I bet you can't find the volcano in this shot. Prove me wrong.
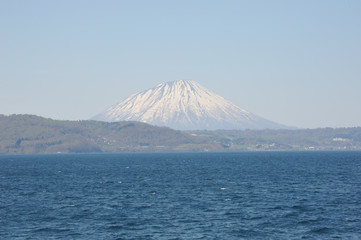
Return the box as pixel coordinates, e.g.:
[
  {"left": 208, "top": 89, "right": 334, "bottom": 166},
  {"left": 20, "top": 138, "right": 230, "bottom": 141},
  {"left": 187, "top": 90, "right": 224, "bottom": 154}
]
[{"left": 92, "top": 80, "right": 287, "bottom": 130}]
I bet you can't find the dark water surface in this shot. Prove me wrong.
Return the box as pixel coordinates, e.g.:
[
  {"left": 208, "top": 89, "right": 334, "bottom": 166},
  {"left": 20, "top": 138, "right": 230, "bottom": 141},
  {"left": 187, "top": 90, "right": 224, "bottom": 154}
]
[{"left": 1, "top": 152, "right": 361, "bottom": 239}]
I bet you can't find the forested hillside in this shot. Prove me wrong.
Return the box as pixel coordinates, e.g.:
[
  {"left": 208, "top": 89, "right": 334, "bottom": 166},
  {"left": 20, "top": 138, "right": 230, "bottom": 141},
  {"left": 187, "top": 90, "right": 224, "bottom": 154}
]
[
  {"left": 0, "top": 115, "right": 217, "bottom": 153},
  {"left": 1, "top": 114, "right": 360, "bottom": 154}
]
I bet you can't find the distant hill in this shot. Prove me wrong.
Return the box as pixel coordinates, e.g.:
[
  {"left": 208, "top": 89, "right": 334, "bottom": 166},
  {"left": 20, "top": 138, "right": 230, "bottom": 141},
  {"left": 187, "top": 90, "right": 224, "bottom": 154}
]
[
  {"left": 1, "top": 114, "right": 360, "bottom": 154},
  {"left": 0, "top": 114, "right": 220, "bottom": 154}
]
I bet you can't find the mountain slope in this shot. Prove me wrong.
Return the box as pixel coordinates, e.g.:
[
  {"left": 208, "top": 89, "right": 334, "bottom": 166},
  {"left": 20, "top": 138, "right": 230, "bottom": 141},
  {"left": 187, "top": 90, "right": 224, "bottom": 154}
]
[
  {"left": 0, "top": 114, "right": 217, "bottom": 154},
  {"left": 92, "top": 80, "right": 287, "bottom": 130}
]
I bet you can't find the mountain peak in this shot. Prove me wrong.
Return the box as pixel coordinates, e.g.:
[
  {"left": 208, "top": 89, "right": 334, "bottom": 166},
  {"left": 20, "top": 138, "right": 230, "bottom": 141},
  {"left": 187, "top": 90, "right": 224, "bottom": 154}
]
[
  {"left": 92, "top": 80, "right": 287, "bottom": 130},
  {"left": 156, "top": 80, "right": 201, "bottom": 93}
]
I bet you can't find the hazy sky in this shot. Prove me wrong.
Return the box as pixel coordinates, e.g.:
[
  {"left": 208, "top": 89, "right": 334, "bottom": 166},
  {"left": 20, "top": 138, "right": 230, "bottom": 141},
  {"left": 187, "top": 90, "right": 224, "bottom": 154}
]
[{"left": 1, "top": 0, "right": 360, "bottom": 128}]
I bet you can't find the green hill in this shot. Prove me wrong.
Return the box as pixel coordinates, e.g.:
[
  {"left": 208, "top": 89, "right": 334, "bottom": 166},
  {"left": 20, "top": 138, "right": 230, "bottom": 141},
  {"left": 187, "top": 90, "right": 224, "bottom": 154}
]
[
  {"left": 0, "top": 114, "right": 220, "bottom": 154},
  {"left": 1, "top": 114, "right": 361, "bottom": 154}
]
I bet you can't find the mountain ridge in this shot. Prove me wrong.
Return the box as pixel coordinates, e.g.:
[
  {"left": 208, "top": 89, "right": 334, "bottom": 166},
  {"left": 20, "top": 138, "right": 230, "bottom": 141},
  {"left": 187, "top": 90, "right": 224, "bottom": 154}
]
[
  {"left": 0, "top": 114, "right": 217, "bottom": 153},
  {"left": 1, "top": 114, "right": 360, "bottom": 154}
]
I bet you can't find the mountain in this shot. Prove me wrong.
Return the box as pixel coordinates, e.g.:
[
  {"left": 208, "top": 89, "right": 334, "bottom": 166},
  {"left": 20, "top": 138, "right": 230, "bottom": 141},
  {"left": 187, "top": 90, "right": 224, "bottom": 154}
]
[{"left": 92, "top": 80, "right": 288, "bottom": 130}]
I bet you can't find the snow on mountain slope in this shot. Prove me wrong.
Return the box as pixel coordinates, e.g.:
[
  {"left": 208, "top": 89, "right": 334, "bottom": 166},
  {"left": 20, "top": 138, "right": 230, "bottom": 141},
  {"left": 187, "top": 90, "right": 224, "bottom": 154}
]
[{"left": 92, "top": 80, "right": 287, "bottom": 130}]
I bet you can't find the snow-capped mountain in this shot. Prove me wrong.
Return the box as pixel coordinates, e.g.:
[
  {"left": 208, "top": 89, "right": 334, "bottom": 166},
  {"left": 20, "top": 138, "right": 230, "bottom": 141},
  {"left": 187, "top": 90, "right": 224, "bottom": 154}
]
[{"left": 92, "top": 80, "right": 287, "bottom": 130}]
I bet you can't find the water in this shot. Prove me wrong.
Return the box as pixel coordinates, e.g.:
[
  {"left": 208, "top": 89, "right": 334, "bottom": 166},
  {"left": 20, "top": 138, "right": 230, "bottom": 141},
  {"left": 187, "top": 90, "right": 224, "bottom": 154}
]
[{"left": 1, "top": 152, "right": 361, "bottom": 239}]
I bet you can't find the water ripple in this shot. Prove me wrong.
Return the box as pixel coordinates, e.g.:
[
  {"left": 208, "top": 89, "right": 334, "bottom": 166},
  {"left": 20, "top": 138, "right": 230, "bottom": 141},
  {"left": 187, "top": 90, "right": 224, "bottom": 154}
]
[{"left": 0, "top": 152, "right": 361, "bottom": 239}]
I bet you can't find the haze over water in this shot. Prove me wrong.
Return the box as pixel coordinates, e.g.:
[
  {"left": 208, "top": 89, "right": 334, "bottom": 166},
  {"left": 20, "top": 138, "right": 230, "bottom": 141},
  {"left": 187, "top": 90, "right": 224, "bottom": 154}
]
[{"left": 1, "top": 152, "right": 360, "bottom": 239}]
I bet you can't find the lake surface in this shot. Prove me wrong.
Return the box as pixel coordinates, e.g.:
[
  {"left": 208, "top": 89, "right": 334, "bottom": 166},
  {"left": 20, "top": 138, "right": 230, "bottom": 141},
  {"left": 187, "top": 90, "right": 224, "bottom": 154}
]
[{"left": 1, "top": 152, "right": 361, "bottom": 239}]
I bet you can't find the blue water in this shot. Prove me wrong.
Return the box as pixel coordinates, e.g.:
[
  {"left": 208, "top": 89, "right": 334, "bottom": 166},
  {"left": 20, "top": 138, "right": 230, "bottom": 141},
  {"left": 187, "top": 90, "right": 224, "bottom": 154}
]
[{"left": 1, "top": 152, "right": 361, "bottom": 239}]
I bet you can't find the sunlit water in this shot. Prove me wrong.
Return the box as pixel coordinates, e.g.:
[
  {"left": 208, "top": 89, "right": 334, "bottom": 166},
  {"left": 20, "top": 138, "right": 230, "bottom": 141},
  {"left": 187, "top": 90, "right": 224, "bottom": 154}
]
[{"left": 1, "top": 152, "right": 361, "bottom": 239}]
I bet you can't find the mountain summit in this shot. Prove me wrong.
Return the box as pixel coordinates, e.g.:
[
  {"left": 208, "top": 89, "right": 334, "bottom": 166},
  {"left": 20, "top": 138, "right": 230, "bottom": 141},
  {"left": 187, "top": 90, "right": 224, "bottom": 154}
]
[{"left": 92, "top": 80, "right": 287, "bottom": 130}]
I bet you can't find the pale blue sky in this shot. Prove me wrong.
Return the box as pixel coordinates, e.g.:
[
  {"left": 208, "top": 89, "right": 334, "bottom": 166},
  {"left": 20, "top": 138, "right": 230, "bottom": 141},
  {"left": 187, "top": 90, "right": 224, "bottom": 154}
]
[{"left": 1, "top": 0, "right": 360, "bottom": 128}]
